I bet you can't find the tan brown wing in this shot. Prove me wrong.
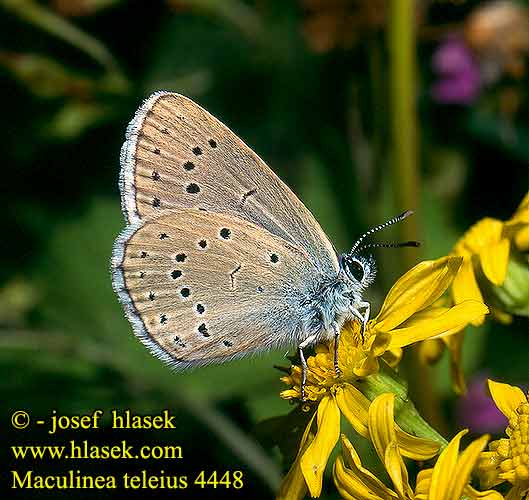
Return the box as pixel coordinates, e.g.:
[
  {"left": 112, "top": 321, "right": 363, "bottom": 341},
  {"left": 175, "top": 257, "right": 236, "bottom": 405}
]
[
  {"left": 119, "top": 92, "right": 339, "bottom": 275},
  {"left": 112, "top": 209, "right": 319, "bottom": 368}
]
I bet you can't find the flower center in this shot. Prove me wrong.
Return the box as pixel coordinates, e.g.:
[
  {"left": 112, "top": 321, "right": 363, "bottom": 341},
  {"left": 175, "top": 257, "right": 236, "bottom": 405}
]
[{"left": 498, "top": 401, "right": 529, "bottom": 486}]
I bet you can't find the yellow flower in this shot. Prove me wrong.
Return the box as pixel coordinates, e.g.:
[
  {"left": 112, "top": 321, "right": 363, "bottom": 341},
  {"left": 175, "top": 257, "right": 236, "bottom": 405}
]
[
  {"left": 450, "top": 189, "right": 529, "bottom": 326},
  {"left": 423, "top": 190, "right": 529, "bottom": 394},
  {"left": 276, "top": 410, "right": 315, "bottom": 500},
  {"left": 278, "top": 257, "right": 488, "bottom": 498},
  {"left": 333, "top": 394, "right": 414, "bottom": 500},
  {"left": 477, "top": 379, "right": 529, "bottom": 500},
  {"left": 506, "top": 190, "right": 529, "bottom": 252},
  {"left": 281, "top": 256, "right": 488, "bottom": 401},
  {"left": 278, "top": 389, "right": 442, "bottom": 498},
  {"left": 415, "top": 429, "right": 503, "bottom": 500},
  {"left": 451, "top": 218, "right": 510, "bottom": 326},
  {"left": 333, "top": 393, "right": 502, "bottom": 500}
]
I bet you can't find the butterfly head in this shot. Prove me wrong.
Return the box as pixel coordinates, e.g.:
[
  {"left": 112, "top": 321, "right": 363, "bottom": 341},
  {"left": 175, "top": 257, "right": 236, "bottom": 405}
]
[
  {"left": 339, "top": 253, "right": 376, "bottom": 289},
  {"left": 340, "top": 211, "right": 420, "bottom": 290}
]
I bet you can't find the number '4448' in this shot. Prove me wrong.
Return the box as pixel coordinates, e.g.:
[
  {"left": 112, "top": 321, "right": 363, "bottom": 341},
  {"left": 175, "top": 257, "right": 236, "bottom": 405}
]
[{"left": 194, "top": 471, "right": 244, "bottom": 489}]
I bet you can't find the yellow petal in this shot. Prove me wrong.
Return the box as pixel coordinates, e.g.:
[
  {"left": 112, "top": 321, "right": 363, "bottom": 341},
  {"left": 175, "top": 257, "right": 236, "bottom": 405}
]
[
  {"left": 415, "top": 468, "right": 433, "bottom": 498},
  {"left": 383, "top": 347, "right": 403, "bottom": 368},
  {"left": 353, "top": 352, "right": 379, "bottom": 378},
  {"left": 487, "top": 379, "right": 527, "bottom": 419},
  {"left": 400, "top": 305, "right": 465, "bottom": 337},
  {"left": 334, "top": 384, "right": 369, "bottom": 438},
  {"left": 336, "top": 385, "right": 439, "bottom": 460},
  {"left": 389, "top": 300, "right": 489, "bottom": 349},
  {"left": 395, "top": 426, "right": 441, "bottom": 461},
  {"left": 477, "top": 445, "right": 506, "bottom": 489},
  {"left": 514, "top": 224, "right": 529, "bottom": 251},
  {"left": 369, "top": 330, "right": 391, "bottom": 356},
  {"left": 384, "top": 442, "right": 411, "bottom": 499},
  {"left": 451, "top": 258, "right": 485, "bottom": 326},
  {"left": 368, "top": 393, "right": 397, "bottom": 464},
  {"left": 509, "top": 190, "right": 529, "bottom": 223},
  {"left": 368, "top": 394, "right": 411, "bottom": 498},
  {"left": 277, "top": 411, "right": 316, "bottom": 500},
  {"left": 506, "top": 191, "right": 529, "bottom": 250},
  {"left": 456, "top": 218, "right": 503, "bottom": 254},
  {"left": 463, "top": 484, "right": 504, "bottom": 499},
  {"left": 338, "top": 434, "right": 398, "bottom": 499},
  {"left": 429, "top": 429, "right": 468, "bottom": 500},
  {"left": 443, "top": 332, "right": 467, "bottom": 395},
  {"left": 479, "top": 238, "right": 510, "bottom": 286},
  {"left": 418, "top": 339, "right": 445, "bottom": 365},
  {"left": 333, "top": 455, "right": 383, "bottom": 500},
  {"left": 490, "top": 306, "right": 513, "bottom": 324},
  {"left": 448, "top": 434, "right": 489, "bottom": 500},
  {"left": 375, "top": 257, "right": 463, "bottom": 332},
  {"left": 300, "top": 395, "right": 340, "bottom": 497}
]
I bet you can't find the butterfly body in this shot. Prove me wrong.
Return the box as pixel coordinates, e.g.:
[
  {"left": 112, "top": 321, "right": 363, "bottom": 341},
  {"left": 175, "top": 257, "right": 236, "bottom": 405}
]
[
  {"left": 298, "top": 272, "right": 363, "bottom": 339},
  {"left": 112, "top": 91, "right": 414, "bottom": 393}
]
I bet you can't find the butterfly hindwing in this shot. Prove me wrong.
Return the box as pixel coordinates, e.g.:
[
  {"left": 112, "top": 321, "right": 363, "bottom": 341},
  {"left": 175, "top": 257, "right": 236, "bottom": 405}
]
[
  {"left": 112, "top": 209, "right": 320, "bottom": 367},
  {"left": 120, "top": 92, "right": 339, "bottom": 275}
]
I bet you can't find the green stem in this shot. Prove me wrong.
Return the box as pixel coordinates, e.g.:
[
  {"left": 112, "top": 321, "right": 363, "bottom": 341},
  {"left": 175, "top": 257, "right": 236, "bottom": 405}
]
[
  {"left": 388, "top": 0, "right": 419, "bottom": 233},
  {"left": 387, "top": 0, "right": 448, "bottom": 432}
]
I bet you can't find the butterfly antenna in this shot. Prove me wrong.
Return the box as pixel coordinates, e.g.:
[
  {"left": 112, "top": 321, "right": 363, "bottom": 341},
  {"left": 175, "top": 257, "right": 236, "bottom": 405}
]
[
  {"left": 354, "top": 240, "right": 420, "bottom": 254},
  {"left": 350, "top": 210, "right": 415, "bottom": 256}
]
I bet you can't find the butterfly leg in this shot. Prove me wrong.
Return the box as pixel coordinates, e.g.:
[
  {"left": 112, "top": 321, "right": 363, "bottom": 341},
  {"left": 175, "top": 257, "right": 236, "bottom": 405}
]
[
  {"left": 298, "top": 334, "right": 318, "bottom": 402},
  {"left": 359, "top": 301, "right": 371, "bottom": 339},
  {"left": 332, "top": 322, "right": 342, "bottom": 377},
  {"left": 351, "top": 307, "right": 366, "bottom": 341}
]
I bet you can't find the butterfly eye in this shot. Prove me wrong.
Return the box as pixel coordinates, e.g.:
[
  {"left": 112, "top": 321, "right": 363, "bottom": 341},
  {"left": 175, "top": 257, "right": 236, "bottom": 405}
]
[{"left": 346, "top": 259, "right": 364, "bottom": 282}]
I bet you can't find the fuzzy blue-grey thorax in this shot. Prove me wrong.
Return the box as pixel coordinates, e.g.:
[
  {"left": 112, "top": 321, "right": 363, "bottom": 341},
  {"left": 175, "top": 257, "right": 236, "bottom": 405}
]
[{"left": 297, "top": 252, "right": 376, "bottom": 344}]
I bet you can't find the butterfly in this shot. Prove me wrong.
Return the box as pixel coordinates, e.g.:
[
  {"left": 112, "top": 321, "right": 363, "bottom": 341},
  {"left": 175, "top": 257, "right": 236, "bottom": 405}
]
[{"left": 111, "top": 92, "right": 417, "bottom": 399}]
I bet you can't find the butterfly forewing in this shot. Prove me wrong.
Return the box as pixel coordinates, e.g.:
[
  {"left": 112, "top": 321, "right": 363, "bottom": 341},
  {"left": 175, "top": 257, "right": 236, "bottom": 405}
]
[
  {"left": 120, "top": 92, "right": 339, "bottom": 275},
  {"left": 112, "top": 209, "right": 320, "bottom": 367}
]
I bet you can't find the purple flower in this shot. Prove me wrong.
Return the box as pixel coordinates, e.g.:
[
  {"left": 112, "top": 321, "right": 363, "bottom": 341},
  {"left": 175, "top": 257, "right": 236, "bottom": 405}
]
[
  {"left": 456, "top": 375, "right": 508, "bottom": 434},
  {"left": 432, "top": 37, "right": 481, "bottom": 105}
]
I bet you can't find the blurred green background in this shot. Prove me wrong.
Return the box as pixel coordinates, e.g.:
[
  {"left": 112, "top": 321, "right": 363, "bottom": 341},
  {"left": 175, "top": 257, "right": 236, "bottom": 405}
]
[{"left": 1, "top": 0, "right": 528, "bottom": 498}]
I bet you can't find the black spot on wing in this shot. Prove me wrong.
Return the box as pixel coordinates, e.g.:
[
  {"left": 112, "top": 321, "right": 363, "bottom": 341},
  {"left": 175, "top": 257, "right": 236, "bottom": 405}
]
[
  {"left": 186, "top": 183, "right": 200, "bottom": 194},
  {"left": 198, "top": 323, "right": 209, "bottom": 337}
]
